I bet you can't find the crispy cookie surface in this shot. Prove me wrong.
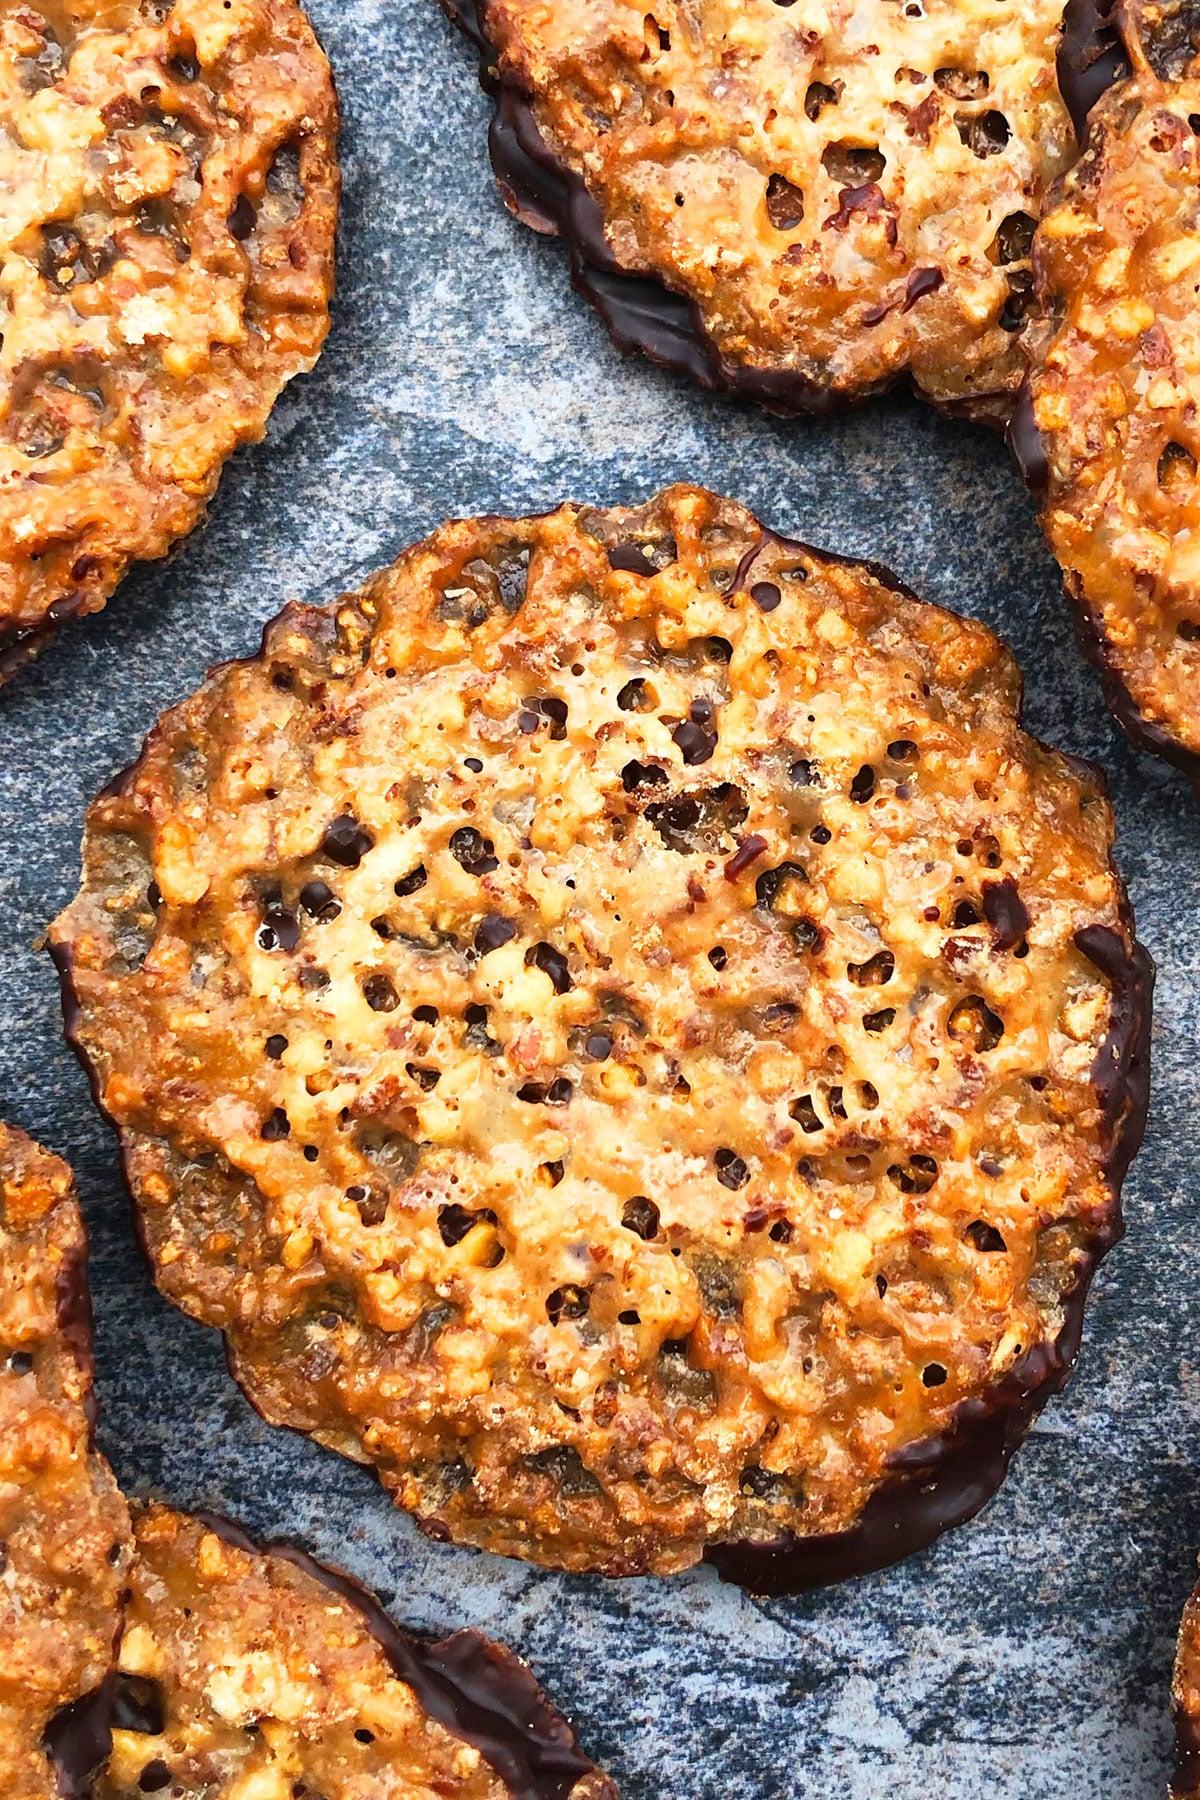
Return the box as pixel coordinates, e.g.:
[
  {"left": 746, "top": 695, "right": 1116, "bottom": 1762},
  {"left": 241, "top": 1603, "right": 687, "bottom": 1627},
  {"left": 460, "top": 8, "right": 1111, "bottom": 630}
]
[
  {"left": 1021, "top": 5, "right": 1200, "bottom": 786},
  {"left": 0, "top": 0, "right": 338, "bottom": 683},
  {"left": 50, "top": 485, "right": 1151, "bottom": 1584},
  {"left": 447, "top": 0, "right": 1079, "bottom": 418},
  {"left": 97, "top": 1505, "right": 617, "bottom": 1800},
  {"left": 0, "top": 1122, "right": 132, "bottom": 1800}
]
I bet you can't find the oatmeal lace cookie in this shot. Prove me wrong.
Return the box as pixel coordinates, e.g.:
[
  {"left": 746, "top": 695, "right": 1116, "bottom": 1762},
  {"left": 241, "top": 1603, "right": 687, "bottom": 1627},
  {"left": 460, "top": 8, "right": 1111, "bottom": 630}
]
[
  {"left": 0, "top": 1121, "right": 132, "bottom": 1800},
  {"left": 444, "top": 0, "right": 1101, "bottom": 419},
  {"left": 0, "top": 0, "right": 338, "bottom": 685},
  {"left": 50, "top": 484, "right": 1151, "bottom": 1589}
]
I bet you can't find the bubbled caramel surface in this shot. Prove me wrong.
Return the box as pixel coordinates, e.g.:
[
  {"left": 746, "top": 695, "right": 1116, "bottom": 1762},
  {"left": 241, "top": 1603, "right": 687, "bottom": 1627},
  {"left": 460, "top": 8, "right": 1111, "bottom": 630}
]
[
  {"left": 468, "top": 0, "right": 1076, "bottom": 414},
  {"left": 0, "top": 0, "right": 337, "bottom": 680},
  {"left": 97, "top": 1506, "right": 615, "bottom": 1800},
  {"left": 51, "top": 485, "right": 1140, "bottom": 1577},
  {"left": 0, "top": 1122, "right": 131, "bottom": 1800},
  {"left": 1026, "top": 31, "right": 1200, "bottom": 773}
]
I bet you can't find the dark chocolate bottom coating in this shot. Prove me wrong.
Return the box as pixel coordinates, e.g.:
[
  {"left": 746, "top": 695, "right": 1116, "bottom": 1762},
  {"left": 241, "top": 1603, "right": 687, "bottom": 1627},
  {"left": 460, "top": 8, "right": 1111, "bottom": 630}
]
[
  {"left": 704, "top": 1288, "right": 1078, "bottom": 1596},
  {"left": 441, "top": 0, "right": 1028, "bottom": 426},
  {"left": 1023, "top": 2, "right": 1200, "bottom": 796}
]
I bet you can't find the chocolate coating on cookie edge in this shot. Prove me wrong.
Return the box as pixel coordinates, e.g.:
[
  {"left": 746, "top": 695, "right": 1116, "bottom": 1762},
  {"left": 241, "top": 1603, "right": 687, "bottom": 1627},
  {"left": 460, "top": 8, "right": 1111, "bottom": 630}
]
[
  {"left": 1018, "top": 38, "right": 1200, "bottom": 794},
  {"left": 442, "top": 0, "right": 898, "bottom": 419},
  {"left": 707, "top": 919, "right": 1152, "bottom": 1594},
  {"left": 1006, "top": 385, "right": 1200, "bottom": 794},
  {"left": 188, "top": 1512, "right": 616, "bottom": 1800}
]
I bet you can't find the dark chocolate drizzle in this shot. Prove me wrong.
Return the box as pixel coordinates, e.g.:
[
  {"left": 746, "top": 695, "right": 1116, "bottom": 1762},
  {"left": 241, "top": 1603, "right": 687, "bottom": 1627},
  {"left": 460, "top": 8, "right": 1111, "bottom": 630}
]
[
  {"left": 191, "top": 1512, "right": 616, "bottom": 1800},
  {"left": 1057, "top": 0, "right": 1130, "bottom": 138},
  {"left": 442, "top": 0, "right": 1017, "bottom": 422},
  {"left": 50, "top": 523, "right": 1152, "bottom": 1600}
]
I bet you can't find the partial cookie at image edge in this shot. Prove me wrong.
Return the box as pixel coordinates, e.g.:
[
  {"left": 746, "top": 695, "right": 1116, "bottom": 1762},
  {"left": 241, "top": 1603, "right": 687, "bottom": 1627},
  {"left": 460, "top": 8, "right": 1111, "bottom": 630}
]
[
  {"left": 0, "top": 0, "right": 340, "bottom": 689},
  {"left": 0, "top": 1122, "right": 132, "bottom": 1800},
  {"left": 443, "top": 0, "right": 1127, "bottom": 423}
]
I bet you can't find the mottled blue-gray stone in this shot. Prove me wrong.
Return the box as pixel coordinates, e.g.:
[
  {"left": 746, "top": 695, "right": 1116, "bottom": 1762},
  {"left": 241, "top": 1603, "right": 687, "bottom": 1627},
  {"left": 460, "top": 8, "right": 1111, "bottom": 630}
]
[{"left": 0, "top": 5, "right": 1193, "bottom": 1797}]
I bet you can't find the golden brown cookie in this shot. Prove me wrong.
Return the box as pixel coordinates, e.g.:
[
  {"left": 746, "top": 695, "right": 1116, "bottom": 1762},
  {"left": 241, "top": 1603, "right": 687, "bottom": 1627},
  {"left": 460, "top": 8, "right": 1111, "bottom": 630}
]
[
  {"left": 0, "top": 1122, "right": 132, "bottom": 1800},
  {"left": 0, "top": 0, "right": 339, "bottom": 685},
  {"left": 49, "top": 484, "right": 1152, "bottom": 1590},
  {"left": 1017, "top": 0, "right": 1200, "bottom": 789},
  {"left": 445, "top": 0, "right": 1095, "bottom": 420},
  {"left": 1174, "top": 1565, "right": 1200, "bottom": 1797},
  {"left": 96, "top": 1505, "right": 616, "bottom": 1800}
]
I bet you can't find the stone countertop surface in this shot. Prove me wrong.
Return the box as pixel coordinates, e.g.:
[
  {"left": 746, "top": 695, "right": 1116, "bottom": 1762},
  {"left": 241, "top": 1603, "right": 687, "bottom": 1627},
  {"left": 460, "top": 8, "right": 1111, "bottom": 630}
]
[{"left": 1, "top": 5, "right": 1196, "bottom": 1796}]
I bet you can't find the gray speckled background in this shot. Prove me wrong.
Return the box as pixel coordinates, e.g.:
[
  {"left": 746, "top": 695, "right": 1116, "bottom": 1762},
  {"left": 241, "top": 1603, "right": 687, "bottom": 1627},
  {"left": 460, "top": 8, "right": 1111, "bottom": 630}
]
[{"left": 2, "top": 4, "right": 1197, "bottom": 1795}]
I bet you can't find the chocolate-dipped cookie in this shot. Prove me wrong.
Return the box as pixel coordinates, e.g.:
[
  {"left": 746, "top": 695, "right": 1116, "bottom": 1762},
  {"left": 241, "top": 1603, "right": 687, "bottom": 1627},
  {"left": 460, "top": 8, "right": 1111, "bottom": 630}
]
[
  {"left": 444, "top": 0, "right": 1106, "bottom": 419},
  {"left": 0, "top": 0, "right": 339, "bottom": 684},
  {"left": 96, "top": 1505, "right": 615, "bottom": 1799},
  {"left": 1018, "top": 0, "right": 1200, "bottom": 790},
  {"left": 0, "top": 1122, "right": 132, "bottom": 1799},
  {"left": 50, "top": 484, "right": 1151, "bottom": 1589}
]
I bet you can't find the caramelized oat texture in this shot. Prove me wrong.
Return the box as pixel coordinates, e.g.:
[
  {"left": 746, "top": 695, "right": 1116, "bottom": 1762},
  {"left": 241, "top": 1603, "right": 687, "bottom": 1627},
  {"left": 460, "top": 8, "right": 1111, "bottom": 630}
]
[
  {"left": 1023, "top": 1, "right": 1200, "bottom": 786},
  {"left": 97, "top": 1506, "right": 616, "bottom": 1799},
  {"left": 0, "top": 1122, "right": 131, "bottom": 1800},
  {"left": 50, "top": 485, "right": 1151, "bottom": 1584},
  {"left": 1175, "top": 1565, "right": 1200, "bottom": 1797},
  {"left": 447, "top": 0, "right": 1079, "bottom": 417},
  {"left": 0, "top": 0, "right": 338, "bottom": 683}
]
